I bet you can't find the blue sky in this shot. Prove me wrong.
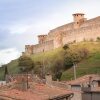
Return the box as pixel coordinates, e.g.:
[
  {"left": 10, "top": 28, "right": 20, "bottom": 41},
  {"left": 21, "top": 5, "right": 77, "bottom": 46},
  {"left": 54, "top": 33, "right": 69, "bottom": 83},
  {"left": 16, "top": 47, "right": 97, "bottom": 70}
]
[{"left": 0, "top": 0, "right": 100, "bottom": 65}]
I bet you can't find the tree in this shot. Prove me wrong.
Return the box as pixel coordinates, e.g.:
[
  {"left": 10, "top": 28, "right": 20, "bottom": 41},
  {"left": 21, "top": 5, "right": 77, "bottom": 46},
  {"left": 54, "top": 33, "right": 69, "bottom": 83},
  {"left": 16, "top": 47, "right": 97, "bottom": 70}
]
[
  {"left": 18, "top": 55, "right": 34, "bottom": 73},
  {"left": 4, "top": 65, "right": 8, "bottom": 75},
  {"left": 34, "top": 61, "right": 45, "bottom": 79},
  {"left": 18, "top": 55, "right": 34, "bottom": 89},
  {"left": 63, "top": 44, "right": 69, "bottom": 50},
  {"left": 51, "top": 55, "right": 64, "bottom": 81},
  {"left": 4, "top": 65, "right": 9, "bottom": 80},
  {"left": 2, "top": 65, "right": 9, "bottom": 81},
  {"left": 64, "top": 47, "right": 89, "bottom": 68},
  {"left": 96, "top": 37, "right": 100, "bottom": 41}
]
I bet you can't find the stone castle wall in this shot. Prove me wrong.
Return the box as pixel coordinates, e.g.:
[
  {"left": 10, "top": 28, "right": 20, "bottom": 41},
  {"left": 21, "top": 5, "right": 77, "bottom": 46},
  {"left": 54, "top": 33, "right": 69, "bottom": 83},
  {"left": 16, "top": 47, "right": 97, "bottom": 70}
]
[
  {"left": 48, "top": 22, "right": 74, "bottom": 37},
  {"left": 25, "top": 45, "right": 34, "bottom": 56},
  {"left": 63, "top": 24, "right": 100, "bottom": 45},
  {"left": 33, "top": 40, "right": 54, "bottom": 54},
  {"left": 81, "top": 16, "right": 100, "bottom": 28},
  {"left": 24, "top": 14, "right": 100, "bottom": 55}
]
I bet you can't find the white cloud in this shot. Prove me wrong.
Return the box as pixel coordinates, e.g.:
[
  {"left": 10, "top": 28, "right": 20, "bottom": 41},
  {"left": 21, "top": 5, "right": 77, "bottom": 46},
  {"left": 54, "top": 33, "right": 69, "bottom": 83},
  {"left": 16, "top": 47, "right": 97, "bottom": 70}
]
[
  {"left": 9, "top": 24, "right": 31, "bottom": 34},
  {"left": 0, "top": 48, "right": 20, "bottom": 65}
]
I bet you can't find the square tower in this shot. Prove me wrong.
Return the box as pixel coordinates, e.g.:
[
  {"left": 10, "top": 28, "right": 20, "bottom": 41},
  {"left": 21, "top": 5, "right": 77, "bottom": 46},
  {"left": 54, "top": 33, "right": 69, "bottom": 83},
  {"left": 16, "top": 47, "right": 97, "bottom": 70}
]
[
  {"left": 38, "top": 35, "right": 47, "bottom": 44},
  {"left": 73, "top": 13, "right": 86, "bottom": 28}
]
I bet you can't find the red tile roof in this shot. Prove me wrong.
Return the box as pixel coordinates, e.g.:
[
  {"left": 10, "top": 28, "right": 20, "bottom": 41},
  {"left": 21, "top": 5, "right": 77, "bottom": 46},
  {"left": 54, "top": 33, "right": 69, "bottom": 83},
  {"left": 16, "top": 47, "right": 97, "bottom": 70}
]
[
  {"left": 0, "top": 89, "right": 47, "bottom": 100},
  {"left": 66, "top": 74, "right": 100, "bottom": 85},
  {"left": 0, "top": 83, "right": 73, "bottom": 100}
]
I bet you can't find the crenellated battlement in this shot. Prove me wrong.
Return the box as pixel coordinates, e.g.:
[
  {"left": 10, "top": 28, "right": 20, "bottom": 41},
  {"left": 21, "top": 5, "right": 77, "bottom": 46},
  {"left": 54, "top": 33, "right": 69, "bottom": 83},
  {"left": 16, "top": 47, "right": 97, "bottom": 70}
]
[
  {"left": 38, "top": 35, "right": 47, "bottom": 44},
  {"left": 25, "top": 45, "right": 34, "bottom": 55}
]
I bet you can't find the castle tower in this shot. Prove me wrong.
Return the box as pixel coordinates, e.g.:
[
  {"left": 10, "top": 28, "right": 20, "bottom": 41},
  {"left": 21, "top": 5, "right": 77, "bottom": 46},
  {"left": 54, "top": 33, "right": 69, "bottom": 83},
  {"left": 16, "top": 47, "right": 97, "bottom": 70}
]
[
  {"left": 25, "top": 45, "right": 34, "bottom": 55},
  {"left": 73, "top": 13, "right": 86, "bottom": 28},
  {"left": 38, "top": 35, "right": 47, "bottom": 44}
]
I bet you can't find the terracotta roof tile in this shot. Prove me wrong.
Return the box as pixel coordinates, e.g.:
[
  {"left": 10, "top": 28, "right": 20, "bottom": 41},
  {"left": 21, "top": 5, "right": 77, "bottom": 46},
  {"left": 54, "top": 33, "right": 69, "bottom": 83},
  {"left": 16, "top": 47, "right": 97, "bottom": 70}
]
[
  {"left": 0, "top": 83, "right": 73, "bottom": 100},
  {"left": 66, "top": 74, "right": 100, "bottom": 85}
]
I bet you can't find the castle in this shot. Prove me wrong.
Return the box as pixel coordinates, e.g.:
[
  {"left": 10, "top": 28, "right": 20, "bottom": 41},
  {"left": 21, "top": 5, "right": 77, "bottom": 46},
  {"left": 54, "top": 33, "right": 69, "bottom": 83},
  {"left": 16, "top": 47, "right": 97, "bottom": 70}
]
[{"left": 24, "top": 13, "right": 100, "bottom": 55}]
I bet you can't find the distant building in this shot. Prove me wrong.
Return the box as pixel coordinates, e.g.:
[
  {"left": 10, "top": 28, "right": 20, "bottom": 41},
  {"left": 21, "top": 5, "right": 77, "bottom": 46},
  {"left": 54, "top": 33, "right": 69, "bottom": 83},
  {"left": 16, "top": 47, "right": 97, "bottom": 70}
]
[
  {"left": 66, "top": 74, "right": 100, "bottom": 100},
  {"left": 66, "top": 74, "right": 100, "bottom": 91},
  {"left": 0, "top": 80, "right": 74, "bottom": 100},
  {"left": 82, "top": 87, "right": 100, "bottom": 100}
]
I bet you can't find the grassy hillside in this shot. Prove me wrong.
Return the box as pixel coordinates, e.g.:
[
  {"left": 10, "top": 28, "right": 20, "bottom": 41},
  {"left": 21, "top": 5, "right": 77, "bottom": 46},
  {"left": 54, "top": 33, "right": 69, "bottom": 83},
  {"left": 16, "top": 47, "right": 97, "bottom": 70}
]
[
  {"left": 0, "top": 59, "right": 19, "bottom": 80},
  {"left": 61, "top": 42, "right": 100, "bottom": 80},
  {"left": 31, "top": 42, "right": 100, "bottom": 79},
  {"left": 0, "top": 41, "right": 100, "bottom": 80},
  {"left": 30, "top": 47, "right": 63, "bottom": 63},
  {"left": 61, "top": 52, "right": 100, "bottom": 80}
]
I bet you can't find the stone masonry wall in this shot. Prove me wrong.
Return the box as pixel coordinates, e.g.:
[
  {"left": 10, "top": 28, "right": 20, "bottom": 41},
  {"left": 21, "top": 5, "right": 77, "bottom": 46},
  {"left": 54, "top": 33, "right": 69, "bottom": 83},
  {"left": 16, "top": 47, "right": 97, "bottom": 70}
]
[
  {"left": 81, "top": 16, "right": 100, "bottom": 28},
  {"left": 24, "top": 16, "right": 100, "bottom": 55},
  {"left": 48, "top": 22, "right": 74, "bottom": 37},
  {"left": 33, "top": 40, "right": 54, "bottom": 54},
  {"left": 62, "top": 24, "right": 100, "bottom": 45}
]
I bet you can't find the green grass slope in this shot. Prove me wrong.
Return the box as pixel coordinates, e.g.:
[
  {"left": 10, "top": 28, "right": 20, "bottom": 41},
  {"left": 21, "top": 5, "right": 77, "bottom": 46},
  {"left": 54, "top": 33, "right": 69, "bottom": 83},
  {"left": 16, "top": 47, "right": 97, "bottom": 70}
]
[
  {"left": 31, "top": 42, "right": 100, "bottom": 80},
  {"left": 61, "top": 42, "right": 100, "bottom": 80},
  {"left": 0, "top": 59, "right": 19, "bottom": 80},
  {"left": 0, "top": 41, "right": 100, "bottom": 81}
]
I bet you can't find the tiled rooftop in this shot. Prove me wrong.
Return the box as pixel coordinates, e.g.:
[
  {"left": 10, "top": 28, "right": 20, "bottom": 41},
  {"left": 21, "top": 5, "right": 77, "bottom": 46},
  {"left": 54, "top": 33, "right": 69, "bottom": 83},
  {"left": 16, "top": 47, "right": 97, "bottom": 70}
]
[
  {"left": 0, "top": 83, "right": 73, "bottom": 100},
  {"left": 66, "top": 74, "right": 100, "bottom": 85}
]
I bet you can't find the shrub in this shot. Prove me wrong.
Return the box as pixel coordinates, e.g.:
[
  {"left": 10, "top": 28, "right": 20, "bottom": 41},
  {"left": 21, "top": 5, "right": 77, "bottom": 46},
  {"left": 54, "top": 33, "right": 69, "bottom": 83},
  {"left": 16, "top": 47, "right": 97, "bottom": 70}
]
[{"left": 96, "top": 37, "right": 100, "bottom": 41}]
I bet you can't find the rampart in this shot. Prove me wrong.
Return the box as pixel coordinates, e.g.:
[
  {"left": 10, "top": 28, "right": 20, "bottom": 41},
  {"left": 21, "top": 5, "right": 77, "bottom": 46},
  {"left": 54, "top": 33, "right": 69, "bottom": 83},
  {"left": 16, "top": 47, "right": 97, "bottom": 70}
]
[
  {"left": 81, "top": 16, "right": 100, "bottom": 28},
  {"left": 48, "top": 22, "right": 74, "bottom": 36},
  {"left": 63, "top": 24, "right": 100, "bottom": 45},
  {"left": 33, "top": 40, "right": 54, "bottom": 54},
  {"left": 24, "top": 13, "right": 100, "bottom": 55}
]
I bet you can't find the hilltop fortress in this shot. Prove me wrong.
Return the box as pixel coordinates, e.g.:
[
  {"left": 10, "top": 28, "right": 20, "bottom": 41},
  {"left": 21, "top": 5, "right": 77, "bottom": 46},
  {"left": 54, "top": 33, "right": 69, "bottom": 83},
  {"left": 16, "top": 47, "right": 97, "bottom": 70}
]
[{"left": 24, "top": 13, "right": 100, "bottom": 55}]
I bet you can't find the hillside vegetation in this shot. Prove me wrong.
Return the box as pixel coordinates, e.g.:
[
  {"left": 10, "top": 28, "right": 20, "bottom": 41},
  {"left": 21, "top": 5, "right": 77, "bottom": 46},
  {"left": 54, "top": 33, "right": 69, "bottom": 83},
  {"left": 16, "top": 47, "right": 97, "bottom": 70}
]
[
  {"left": 0, "top": 41, "right": 100, "bottom": 80},
  {"left": 0, "top": 60, "right": 19, "bottom": 80}
]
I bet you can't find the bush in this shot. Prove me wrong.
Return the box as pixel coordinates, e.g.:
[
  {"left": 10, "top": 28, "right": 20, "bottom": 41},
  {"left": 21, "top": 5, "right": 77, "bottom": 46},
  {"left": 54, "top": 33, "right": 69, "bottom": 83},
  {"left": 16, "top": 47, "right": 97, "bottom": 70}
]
[
  {"left": 64, "top": 48, "right": 89, "bottom": 69},
  {"left": 63, "top": 44, "right": 69, "bottom": 50},
  {"left": 97, "top": 37, "right": 100, "bottom": 41}
]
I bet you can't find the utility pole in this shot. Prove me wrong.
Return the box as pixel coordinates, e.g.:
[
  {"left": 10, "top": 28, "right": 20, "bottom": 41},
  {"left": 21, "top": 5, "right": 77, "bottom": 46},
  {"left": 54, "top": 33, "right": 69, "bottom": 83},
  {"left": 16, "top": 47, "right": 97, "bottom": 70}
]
[
  {"left": 26, "top": 71, "right": 28, "bottom": 89},
  {"left": 73, "top": 63, "right": 77, "bottom": 80}
]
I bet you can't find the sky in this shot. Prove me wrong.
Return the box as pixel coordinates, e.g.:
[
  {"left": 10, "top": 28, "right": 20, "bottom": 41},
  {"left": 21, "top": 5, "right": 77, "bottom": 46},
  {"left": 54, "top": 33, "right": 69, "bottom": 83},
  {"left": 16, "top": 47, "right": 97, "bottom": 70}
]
[{"left": 0, "top": 0, "right": 100, "bottom": 65}]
